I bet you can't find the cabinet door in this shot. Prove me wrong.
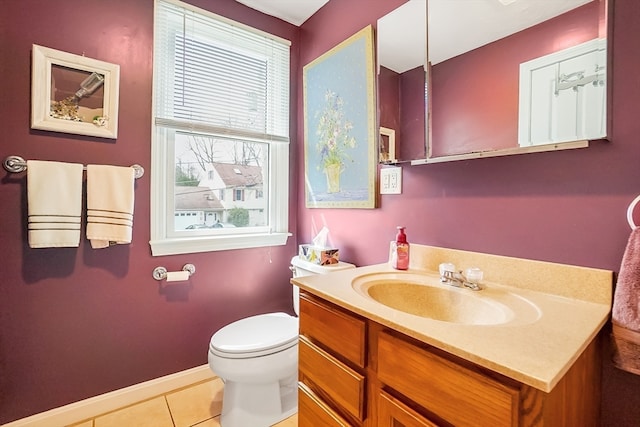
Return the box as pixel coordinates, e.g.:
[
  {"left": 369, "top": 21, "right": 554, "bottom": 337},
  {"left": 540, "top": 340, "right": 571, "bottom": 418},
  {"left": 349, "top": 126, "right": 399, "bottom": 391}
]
[
  {"left": 378, "top": 391, "right": 440, "bottom": 427},
  {"left": 299, "top": 382, "right": 352, "bottom": 427}
]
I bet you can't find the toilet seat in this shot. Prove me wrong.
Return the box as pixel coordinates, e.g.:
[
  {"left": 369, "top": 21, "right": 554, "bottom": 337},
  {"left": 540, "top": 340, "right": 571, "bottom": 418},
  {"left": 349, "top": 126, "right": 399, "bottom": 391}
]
[{"left": 209, "top": 313, "right": 299, "bottom": 359}]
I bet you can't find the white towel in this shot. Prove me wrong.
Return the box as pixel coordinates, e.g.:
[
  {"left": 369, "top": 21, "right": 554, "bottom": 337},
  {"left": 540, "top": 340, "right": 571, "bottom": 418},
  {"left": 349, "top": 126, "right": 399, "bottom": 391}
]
[
  {"left": 27, "top": 160, "right": 84, "bottom": 248},
  {"left": 86, "top": 165, "right": 135, "bottom": 249}
]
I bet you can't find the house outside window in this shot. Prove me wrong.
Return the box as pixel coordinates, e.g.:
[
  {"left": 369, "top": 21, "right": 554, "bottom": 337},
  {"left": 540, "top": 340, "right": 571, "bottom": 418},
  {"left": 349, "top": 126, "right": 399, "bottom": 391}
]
[{"left": 150, "top": 0, "right": 291, "bottom": 255}]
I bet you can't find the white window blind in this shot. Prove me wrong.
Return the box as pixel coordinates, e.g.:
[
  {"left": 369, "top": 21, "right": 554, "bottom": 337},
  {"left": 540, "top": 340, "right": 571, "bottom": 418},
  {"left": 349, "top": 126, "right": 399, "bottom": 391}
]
[
  {"left": 154, "top": 0, "right": 290, "bottom": 140},
  {"left": 150, "top": 0, "right": 291, "bottom": 256}
]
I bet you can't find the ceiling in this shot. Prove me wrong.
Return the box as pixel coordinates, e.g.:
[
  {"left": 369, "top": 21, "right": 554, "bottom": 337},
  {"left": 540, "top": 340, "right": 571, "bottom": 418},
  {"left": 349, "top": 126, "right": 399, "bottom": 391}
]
[
  {"left": 234, "top": 0, "right": 329, "bottom": 26},
  {"left": 428, "top": 0, "right": 593, "bottom": 65}
]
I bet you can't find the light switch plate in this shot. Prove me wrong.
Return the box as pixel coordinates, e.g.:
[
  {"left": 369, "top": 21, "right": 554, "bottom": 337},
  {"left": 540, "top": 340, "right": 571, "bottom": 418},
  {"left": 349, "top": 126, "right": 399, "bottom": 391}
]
[{"left": 380, "top": 166, "right": 402, "bottom": 194}]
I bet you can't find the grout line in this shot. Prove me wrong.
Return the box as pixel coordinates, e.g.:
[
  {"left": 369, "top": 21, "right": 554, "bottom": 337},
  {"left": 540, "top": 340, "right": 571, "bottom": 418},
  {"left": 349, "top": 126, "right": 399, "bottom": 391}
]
[
  {"left": 163, "top": 395, "right": 177, "bottom": 427},
  {"left": 89, "top": 377, "right": 220, "bottom": 425},
  {"left": 164, "top": 377, "right": 218, "bottom": 398},
  {"left": 189, "top": 417, "right": 218, "bottom": 427},
  {"left": 85, "top": 394, "right": 165, "bottom": 421}
]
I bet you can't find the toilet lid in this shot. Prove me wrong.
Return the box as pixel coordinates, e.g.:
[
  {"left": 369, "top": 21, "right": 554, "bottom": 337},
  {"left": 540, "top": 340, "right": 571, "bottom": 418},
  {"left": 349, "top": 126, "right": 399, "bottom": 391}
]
[{"left": 209, "top": 313, "right": 298, "bottom": 357}]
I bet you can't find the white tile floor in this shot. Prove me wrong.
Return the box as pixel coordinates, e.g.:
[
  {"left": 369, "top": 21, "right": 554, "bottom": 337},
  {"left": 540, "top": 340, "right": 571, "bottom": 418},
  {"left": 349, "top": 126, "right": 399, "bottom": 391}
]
[{"left": 66, "top": 378, "right": 297, "bottom": 427}]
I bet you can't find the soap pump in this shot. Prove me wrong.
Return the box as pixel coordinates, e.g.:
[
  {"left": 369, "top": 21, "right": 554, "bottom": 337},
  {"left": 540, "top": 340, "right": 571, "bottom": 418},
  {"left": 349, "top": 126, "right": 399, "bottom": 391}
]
[{"left": 391, "top": 226, "right": 410, "bottom": 270}]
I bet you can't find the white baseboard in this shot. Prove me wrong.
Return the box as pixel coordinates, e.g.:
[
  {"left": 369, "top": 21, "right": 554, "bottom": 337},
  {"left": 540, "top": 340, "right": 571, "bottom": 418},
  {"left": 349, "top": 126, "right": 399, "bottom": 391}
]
[{"left": 2, "top": 365, "right": 215, "bottom": 427}]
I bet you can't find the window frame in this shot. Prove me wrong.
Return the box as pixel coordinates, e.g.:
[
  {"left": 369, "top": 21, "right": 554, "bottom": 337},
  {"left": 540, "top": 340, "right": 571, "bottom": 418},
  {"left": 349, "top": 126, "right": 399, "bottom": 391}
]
[{"left": 149, "top": 0, "right": 291, "bottom": 256}]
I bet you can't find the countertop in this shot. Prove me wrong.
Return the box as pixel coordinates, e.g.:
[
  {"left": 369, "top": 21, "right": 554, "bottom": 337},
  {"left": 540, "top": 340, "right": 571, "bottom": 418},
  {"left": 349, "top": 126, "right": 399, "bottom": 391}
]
[{"left": 291, "top": 245, "right": 613, "bottom": 392}]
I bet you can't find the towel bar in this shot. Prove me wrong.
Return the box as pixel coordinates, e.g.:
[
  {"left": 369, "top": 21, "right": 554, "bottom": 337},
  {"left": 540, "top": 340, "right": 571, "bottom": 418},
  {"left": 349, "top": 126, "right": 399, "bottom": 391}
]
[{"left": 3, "top": 155, "right": 144, "bottom": 179}]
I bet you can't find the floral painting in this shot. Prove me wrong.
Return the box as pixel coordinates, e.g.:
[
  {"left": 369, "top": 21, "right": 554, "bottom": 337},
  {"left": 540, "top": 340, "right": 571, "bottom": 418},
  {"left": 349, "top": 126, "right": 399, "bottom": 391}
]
[{"left": 303, "top": 26, "right": 376, "bottom": 208}]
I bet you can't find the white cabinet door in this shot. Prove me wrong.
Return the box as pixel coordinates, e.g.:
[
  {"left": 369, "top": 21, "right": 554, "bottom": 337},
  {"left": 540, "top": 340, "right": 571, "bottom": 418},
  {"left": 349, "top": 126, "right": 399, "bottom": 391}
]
[{"left": 519, "top": 39, "right": 606, "bottom": 146}]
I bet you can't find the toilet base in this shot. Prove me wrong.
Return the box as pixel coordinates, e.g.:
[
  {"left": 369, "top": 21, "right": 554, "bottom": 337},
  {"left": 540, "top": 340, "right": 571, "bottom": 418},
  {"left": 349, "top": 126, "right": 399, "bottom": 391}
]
[{"left": 220, "top": 373, "right": 297, "bottom": 427}]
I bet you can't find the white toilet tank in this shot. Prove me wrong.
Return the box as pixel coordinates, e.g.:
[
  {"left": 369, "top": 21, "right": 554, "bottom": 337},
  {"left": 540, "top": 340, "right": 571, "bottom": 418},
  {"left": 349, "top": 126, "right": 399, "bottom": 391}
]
[{"left": 290, "top": 256, "right": 355, "bottom": 315}]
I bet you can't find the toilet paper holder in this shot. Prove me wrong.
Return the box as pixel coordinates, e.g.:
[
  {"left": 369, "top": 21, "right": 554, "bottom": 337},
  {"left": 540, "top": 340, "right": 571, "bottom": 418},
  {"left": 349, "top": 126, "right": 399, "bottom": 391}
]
[{"left": 152, "top": 264, "right": 196, "bottom": 281}]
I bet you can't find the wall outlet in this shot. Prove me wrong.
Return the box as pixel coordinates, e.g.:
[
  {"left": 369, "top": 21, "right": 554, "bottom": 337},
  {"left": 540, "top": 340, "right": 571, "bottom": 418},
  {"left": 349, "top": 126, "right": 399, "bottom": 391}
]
[{"left": 380, "top": 166, "right": 402, "bottom": 194}]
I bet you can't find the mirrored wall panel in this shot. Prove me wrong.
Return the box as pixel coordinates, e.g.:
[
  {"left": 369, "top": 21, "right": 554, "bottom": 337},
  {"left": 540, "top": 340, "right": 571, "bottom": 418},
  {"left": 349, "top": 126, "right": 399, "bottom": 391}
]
[
  {"left": 377, "top": 0, "right": 427, "bottom": 163},
  {"left": 377, "top": 0, "right": 609, "bottom": 164},
  {"left": 428, "top": 0, "right": 608, "bottom": 161}
]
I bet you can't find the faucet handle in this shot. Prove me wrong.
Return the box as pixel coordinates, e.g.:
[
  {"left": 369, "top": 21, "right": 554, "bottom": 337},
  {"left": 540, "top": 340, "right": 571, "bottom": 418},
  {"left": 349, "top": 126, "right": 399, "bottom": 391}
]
[
  {"left": 439, "top": 263, "right": 456, "bottom": 276},
  {"left": 439, "top": 263, "right": 458, "bottom": 284},
  {"left": 465, "top": 267, "right": 484, "bottom": 284},
  {"left": 463, "top": 267, "right": 484, "bottom": 291}
]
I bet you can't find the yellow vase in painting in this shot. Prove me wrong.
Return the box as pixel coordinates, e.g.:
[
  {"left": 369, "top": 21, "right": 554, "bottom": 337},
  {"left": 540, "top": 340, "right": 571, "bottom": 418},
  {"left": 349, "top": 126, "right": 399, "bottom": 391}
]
[{"left": 324, "top": 163, "right": 343, "bottom": 193}]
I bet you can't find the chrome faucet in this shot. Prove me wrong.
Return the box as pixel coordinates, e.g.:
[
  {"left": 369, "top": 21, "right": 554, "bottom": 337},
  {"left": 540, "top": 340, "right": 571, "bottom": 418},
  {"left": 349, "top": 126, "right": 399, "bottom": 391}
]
[{"left": 439, "top": 264, "right": 483, "bottom": 291}]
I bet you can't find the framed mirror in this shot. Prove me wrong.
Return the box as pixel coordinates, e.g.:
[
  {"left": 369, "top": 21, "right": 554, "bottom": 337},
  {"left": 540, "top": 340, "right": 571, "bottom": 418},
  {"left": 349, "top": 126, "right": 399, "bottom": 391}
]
[{"left": 377, "top": 0, "right": 610, "bottom": 164}]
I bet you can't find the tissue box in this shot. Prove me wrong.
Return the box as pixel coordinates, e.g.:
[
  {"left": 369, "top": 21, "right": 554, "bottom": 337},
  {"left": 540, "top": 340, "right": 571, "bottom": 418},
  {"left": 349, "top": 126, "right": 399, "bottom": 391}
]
[{"left": 298, "top": 244, "right": 340, "bottom": 265}]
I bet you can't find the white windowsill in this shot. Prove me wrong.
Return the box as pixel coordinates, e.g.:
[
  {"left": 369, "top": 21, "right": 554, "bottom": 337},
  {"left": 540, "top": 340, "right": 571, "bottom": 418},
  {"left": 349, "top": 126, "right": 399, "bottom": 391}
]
[{"left": 150, "top": 232, "right": 291, "bottom": 256}]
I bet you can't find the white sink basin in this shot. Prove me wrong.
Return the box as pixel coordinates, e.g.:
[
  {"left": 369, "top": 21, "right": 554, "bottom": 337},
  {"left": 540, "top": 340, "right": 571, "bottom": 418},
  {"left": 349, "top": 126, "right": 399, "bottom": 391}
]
[{"left": 352, "top": 272, "right": 541, "bottom": 326}]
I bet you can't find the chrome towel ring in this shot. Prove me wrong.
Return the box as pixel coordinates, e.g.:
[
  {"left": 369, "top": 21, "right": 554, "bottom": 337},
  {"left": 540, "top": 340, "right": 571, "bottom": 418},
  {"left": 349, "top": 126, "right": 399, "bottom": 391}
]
[{"left": 627, "top": 195, "right": 640, "bottom": 230}]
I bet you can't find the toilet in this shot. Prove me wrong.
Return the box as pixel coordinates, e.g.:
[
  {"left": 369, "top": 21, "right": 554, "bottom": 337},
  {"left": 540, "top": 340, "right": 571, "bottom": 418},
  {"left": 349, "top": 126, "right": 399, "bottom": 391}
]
[{"left": 208, "top": 255, "right": 355, "bottom": 427}]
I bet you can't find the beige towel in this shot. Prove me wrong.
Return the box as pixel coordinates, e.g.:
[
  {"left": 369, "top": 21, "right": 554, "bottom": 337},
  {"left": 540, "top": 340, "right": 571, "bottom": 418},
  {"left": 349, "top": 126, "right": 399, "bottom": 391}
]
[
  {"left": 86, "top": 165, "right": 135, "bottom": 249},
  {"left": 612, "top": 227, "right": 640, "bottom": 374},
  {"left": 27, "top": 160, "right": 84, "bottom": 248}
]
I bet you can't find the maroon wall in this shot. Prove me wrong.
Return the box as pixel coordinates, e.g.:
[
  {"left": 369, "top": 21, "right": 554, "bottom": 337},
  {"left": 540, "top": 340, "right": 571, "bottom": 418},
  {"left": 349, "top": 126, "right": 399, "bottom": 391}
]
[
  {"left": 2, "top": 0, "right": 639, "bottom": 425},
  {"left": 379, "top": 65, "right": 426, "bottom": 161},
  {"left": 399, "top": 66, "right": 427, "bottom": 160},
  {"left": 378, "top": 66, "right": 401, "bottom": 144},
  {"left": 0, "top": 0, "right": 298, "bottom": 423},
  {"left": 431, "top": 2, "right": 600, "bottom": 156},
  {"left": 297, "top": 0, "right": 640, "bottom": 425}
]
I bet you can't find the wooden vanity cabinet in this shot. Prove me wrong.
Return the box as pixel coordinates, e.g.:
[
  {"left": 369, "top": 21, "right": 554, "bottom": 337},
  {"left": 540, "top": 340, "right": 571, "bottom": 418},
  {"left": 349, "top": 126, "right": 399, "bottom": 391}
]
[{"left": 298, "top": 292, "right": 601, "bottom": 427}]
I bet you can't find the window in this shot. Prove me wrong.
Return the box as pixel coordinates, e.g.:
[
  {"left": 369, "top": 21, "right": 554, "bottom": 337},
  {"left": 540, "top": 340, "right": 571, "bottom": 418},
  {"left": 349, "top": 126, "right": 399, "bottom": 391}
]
[{"left": 150, "top": 0, "right": 291, "bottom": 255}]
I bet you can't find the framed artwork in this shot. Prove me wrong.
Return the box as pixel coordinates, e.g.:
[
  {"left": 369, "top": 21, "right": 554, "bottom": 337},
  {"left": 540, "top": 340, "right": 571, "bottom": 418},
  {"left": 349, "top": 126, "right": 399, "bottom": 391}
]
[
  {"left": 303, "top": 26, "right": 377, "bottom": 208},
  {"left": 379, "top": 126, "right": 397, "bottom": 163},
  {"left": 31, "top": 44, "right": 120, "bottom": 139}
]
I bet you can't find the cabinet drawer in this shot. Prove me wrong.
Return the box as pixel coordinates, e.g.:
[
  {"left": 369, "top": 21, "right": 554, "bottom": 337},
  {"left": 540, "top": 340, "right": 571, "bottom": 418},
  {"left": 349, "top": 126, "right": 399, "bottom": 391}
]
[
  {"left": 377, "top": 332, "right": 519, "bottom": 427},
  {"left": 299, "top": 293, "right": 366, "bottom": 368},
  {"left": 298, "top": 382, "right": 351, "bottom": 427},
  {"left": 299, "top": 335, "right": 366, "bottom": 421},
  {"left": 378, "top": 390, "right": 440, "bottom": 427}
]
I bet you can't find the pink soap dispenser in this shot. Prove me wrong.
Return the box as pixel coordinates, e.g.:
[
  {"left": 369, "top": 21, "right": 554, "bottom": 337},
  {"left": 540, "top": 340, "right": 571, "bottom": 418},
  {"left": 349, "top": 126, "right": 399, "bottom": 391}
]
[{"left": 391, "top": 226, "right": 410, "bottom": 270}]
